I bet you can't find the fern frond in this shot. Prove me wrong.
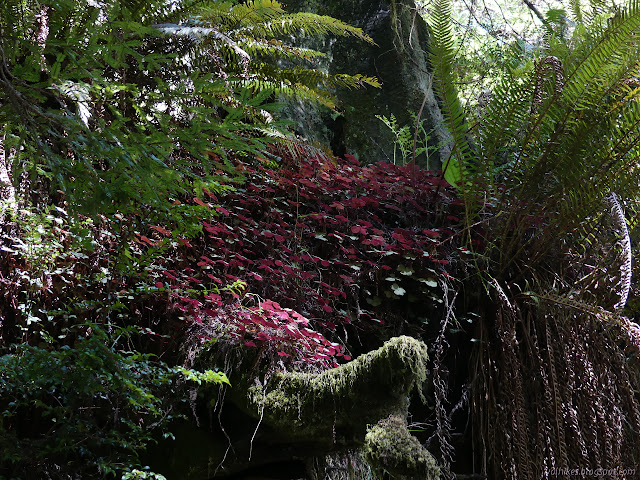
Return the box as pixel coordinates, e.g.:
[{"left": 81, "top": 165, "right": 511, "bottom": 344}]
[
  {"left": 251, "top": 12, "right": 375, "bottom": 44},
  {"left": 248, "top": 64, "right": 378, "bottom": 90},
  {"left": 235, "top": 37, "right": 327, "bottom": 62},
  {"left": 562, "top": 2, "right": 640, "bottom": 108},
  {"left": 210, "top": 0, "right": 286, "bottom": 29},
  {"left": 568, "top": 0, "right": 584, "bottom": 24},
  {"left": 200, "top": 1, "right": 374, "bottom": 45},
  {"left": 427, "top": 0, "right": 474, "bottom": 186},
  {"left": 477, "top": 72, "right": 532, "bottom": 193},
  {"left": 241, "top": 78, "right": 337, "bottom": 109}
]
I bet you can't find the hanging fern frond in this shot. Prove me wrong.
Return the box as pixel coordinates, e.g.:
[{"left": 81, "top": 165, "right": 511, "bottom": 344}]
[
  {"left": 157, "top": 0, "right": 378, "bottom": 114},
  {"left": 427, "top": 0, "right": 474, "bottom": 187},
  {"left": 235, "top": 37, "right": 327, "bottom": 62}
]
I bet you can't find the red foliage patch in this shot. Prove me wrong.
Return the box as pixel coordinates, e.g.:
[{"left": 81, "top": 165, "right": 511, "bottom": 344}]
[{"left": 160, "top": 152, "right": 464, "bottom": 367}]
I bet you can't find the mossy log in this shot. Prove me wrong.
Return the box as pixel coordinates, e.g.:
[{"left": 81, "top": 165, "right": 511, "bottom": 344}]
[
  {"left": 151, "top": 336, "right": 440, "bottom": 478},
  {"left": 234, "top": 336, "right": 440, "bottom": 478}
]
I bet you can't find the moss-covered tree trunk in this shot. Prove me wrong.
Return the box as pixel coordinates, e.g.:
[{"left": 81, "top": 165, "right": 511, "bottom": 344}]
[{"left": 151, "top": 337, "right": 441, "bottom": 479}]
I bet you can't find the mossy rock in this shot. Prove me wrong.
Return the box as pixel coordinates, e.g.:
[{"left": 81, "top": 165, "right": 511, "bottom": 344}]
[
  {"left": 364, "top": 415, "right": 441, "bottom": 479},
  {"left": 283, "top": 0, "right": 452, "bottom": 169}
]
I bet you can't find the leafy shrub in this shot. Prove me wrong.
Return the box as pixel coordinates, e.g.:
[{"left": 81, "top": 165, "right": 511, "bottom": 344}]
[
  {"left": 148, "top": 151, "right": 465, "bottom": 369},
  {"left": 0, "top": 327, "right": 228, "bottom": 479}
]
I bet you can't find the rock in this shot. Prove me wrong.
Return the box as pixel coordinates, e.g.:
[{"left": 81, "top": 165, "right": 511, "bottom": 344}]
[{"left": 283, "top": 0, "right": 451, "bottom": 170}]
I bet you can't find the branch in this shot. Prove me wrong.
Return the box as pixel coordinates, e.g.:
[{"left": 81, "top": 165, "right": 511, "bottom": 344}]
[
  {"left": 522, "top": 0, "right": 547, "bottom": 25},
  {"left": 235, "top": 336, "right": 440, "bottom": 476}
]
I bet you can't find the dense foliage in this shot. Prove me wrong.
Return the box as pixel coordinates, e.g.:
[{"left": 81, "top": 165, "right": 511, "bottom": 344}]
[
  {"left": 0, "top": 0, "right": 382, "bottom": 477},
  {"left": 0, "top": 0, "right": 376, "bottom": 213},
  {"left": 0, "top": 149, "right": 467, "bottom": 477},
  {"left": 3, "top": 0, "right": 640, "bottom": 479}
]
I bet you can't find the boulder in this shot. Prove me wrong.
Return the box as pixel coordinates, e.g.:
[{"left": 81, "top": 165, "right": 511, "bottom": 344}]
[{"left": 284, "top": 0, "right": 451, "bottom": 170}]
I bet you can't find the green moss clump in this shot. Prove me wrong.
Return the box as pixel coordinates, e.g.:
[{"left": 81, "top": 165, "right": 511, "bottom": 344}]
[
  {"left": 242, "top": 336, "right": 430, "bottom": 447},
  {"left": 364, "top": 415, "right": 441, "bottom": 479}
]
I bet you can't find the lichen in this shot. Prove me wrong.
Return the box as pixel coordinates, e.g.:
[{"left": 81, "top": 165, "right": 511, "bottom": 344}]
[{"left": 364, "top": 415, "right": 441, "bottom": 479}]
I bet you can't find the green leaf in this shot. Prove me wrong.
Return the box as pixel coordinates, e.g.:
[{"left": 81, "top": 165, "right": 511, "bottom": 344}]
[{"left": 391, "top": 283, "right": 406, "bottom": 296}]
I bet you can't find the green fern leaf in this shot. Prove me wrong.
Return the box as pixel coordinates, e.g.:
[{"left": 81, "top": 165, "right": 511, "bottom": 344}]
[{"left": 427, "top": 0, "right": 474, "bottom": 187}]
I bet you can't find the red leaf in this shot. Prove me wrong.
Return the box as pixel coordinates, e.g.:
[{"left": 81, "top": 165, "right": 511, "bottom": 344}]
[
  {"left": 140, "top": 235, "right": 155, "bottom": 245},
  {"left": 261, "top": 300, "right": 281, "bottom": 311},
  {"left": 365, "top": 235, "right": 385, "bottom": 247},
  {"left": 193, "top": 197, "right": 208, "bottom": 208},
  {"left": 244, "top": 341, "right": 257, "bottom": 347},
  {"left": 177, "top": 237, "right": 192, "bottom": 247},
  {"left": 203, "top": 188, "right": 218, "bottom": 201},
  {"left": 431, "top": 259, "right": 450, "bottom": 265},
  {"left": 277, "top": 351, "right": 291, "bottom": 357},
  {"left": 150, "top": 225, "right": 172, "bottom": 236}
]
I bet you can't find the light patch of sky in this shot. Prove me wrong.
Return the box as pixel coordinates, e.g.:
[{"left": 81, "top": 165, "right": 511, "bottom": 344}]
[
  {"left": 450, "top": 0, "right": 566, "bottom": 48},
  {"left": 418, "top": 0, "right": 568, "bottom": 109}
]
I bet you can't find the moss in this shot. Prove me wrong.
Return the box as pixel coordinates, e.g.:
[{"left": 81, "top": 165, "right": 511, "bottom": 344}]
[
  {"left": 364, "top": 415, "right": 441, "bottom": 479},
  {"left": 241, "top": 336, "right": 430, "bottom": 448}
]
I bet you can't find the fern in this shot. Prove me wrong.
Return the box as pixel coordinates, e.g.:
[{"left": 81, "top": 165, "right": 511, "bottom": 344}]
[
  {"left": 428, "top": 2, "right": 640, "bottom": 476},
  {"left": 447, "top": 0, "right": 640, "bottom": 275},
  {"left": 427, "top": 0, "right": 474, "bottom": 187},
  {"left": 0, "top": 0, "right": 378, "bottom": 212},
  {"left": 157, "top": 0, "right": 378, "bottom": 111}
]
